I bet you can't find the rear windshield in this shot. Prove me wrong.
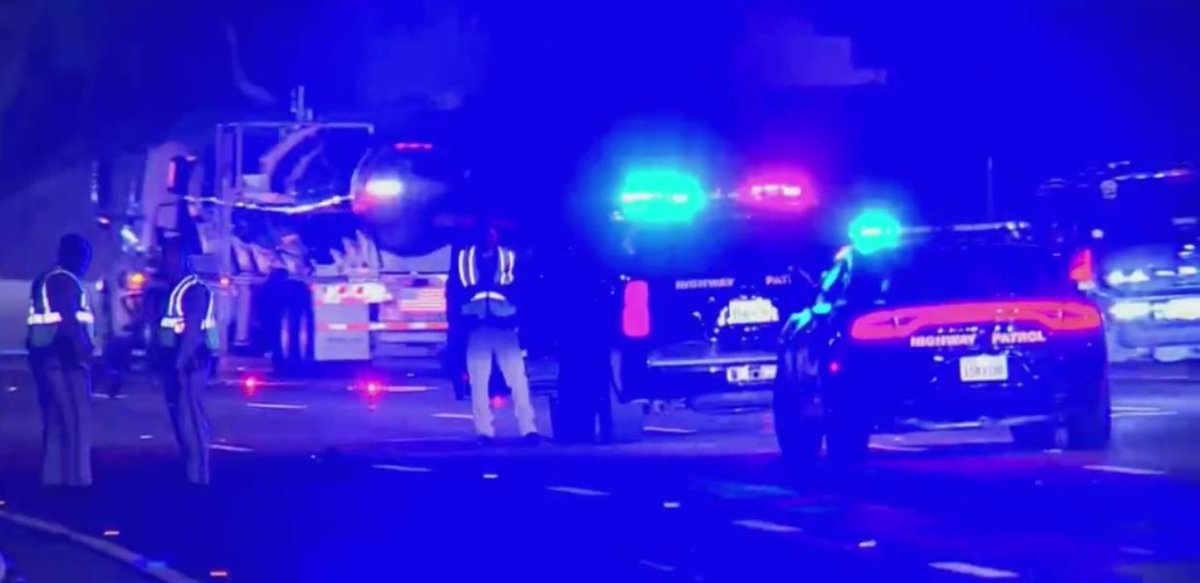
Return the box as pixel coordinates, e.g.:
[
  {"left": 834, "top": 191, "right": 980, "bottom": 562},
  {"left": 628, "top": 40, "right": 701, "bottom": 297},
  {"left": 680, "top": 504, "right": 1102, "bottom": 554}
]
[{"left": 849, "top": 244, "right": 1074, "bottom": 305}]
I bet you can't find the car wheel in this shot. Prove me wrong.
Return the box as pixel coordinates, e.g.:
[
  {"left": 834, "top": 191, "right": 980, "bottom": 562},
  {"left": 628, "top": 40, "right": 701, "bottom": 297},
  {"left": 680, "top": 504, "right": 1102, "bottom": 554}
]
[
  {"left": 273, "top": 284, "right": 314, "bottom": 375},
  {"left": 825, "top": 414, "right": 871, "bottom": 465},
  {"left": 1011, "top": 422, "right": 1058, "bottom": 450},
  {"left": 772, "top": 387, "right": 822, "bottom": 464},
  {"left": 600, "top": 348, "right": 645, "bottom": 443},
  {"left": 1065, "top": 379, "right": 1112, "bottom": 450}
]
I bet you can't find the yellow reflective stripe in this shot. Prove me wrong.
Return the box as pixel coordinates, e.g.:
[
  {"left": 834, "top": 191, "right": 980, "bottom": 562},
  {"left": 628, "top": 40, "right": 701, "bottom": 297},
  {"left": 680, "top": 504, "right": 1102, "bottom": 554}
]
[
  {"left": 467, "top": 246, "right": 477, "bottom": 286},
  {"left": 457, "top": 249, "right": 471, "bottom": 286},
  {"left": 75, "top": 312, "right": 94, "bottom": 324},
  {"left": 470, "top": 291, "right": 508, "bottom": 302},
  {"left": 501, "top": 248, "right": 515, "bottom": 285}
]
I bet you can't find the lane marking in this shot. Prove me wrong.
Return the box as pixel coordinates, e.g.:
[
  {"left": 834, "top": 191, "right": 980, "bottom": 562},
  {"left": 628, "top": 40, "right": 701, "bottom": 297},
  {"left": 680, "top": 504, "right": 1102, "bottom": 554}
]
[
  {"left": 644, "top": 426, "right": 698, "bottom": 435},
  {"left": 139, "top": 434, "right": 154, "bottom": 440},
  {"left": 858, "top": 539, "right": 878, "bottom": 549},
  {"left": 246, "top": 402, "right": 308, "bottom": 411},
  {"left": 210, "top": 570, "right": 230, "bottom": 578},
  {"left": 482, "top": 473, "right": 499, "bottom": 480},
  {"left": 545, "top": 486, "right": 610, "bottom": 497},
  {"left": 662, "top": 501, "right": 681, "bottom": 509},
  {"left": 1121, "top": 546, "right": 1155, "bottom": 556},
  {"left": 103, "top": 529, "right": 121, "bottom": 537},
  {"left": 869, "top": 443, "right": 927, "bottom": 452},
  {"left": 732, "top": 519, "right": 802, "bottom": 533},
  {"left": 209, "top": 444, "right": 253, "bottom": 453},
  {"left": 432, "top": 413, "right": 474, "bottom": 420},
  {"left": 6, "top": 385, "right": 17, "bottom": 392},
  {"left": 1113, "top": 411, "right": 1178, "bottom": 418},
  {"left": 702, "top": 480, "right": 799, "bottom": 499},
  {"left": 638, "top": 560, "right": 676, "bottom": 572},
  {"left": 1084, "top": 465, "right": 1166, "bottom": 476},
  {"left": 0, "top": 509, "right": 199, "bottom": 583},
  {"left": 1112, "top": 405, "right": 1163, "bottom": 412},
  {"left": 383, "top": 385, "right": 433, "bottom": 393},
  {"left": 372, "top": 464, "right": 432, "bottom": 473},
  {"left": 929, "top": 561, "right": 1019, "bottom": 579}
]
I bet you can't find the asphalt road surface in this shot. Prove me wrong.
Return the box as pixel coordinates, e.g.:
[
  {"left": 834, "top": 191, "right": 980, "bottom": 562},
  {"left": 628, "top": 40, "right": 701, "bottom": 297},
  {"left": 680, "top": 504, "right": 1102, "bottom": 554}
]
[{"left": 1, "top": 360, "right": 1199, "bottom": 582}]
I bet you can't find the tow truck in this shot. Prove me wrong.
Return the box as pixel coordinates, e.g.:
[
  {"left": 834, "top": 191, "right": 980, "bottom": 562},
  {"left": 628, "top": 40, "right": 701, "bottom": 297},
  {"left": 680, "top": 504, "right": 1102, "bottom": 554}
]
[
  {"left": 97, "top": 89, "right": 464, "bottom": 381},
  {"left": 1036, "top": 161, "right": 1200, "bottom": 362},
  {"left": 524, "top": 165, "right": 830, "bottom": 441}
]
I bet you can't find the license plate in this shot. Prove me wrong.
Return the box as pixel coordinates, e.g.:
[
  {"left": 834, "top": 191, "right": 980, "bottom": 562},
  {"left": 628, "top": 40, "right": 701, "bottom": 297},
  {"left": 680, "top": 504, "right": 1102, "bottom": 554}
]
[
  {"left": 726, "top": 364, "right": 777, "bottom": 384},
  {"left": 725, "top": 298, "right": 779, "bottom": 325},
  {"left": 959, "top": 354, "right": 1008, "bottom": 382}
]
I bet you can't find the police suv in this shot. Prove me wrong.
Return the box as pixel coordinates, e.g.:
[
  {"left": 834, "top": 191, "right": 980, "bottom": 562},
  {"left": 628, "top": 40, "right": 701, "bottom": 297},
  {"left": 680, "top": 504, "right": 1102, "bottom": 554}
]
[
  {"left": 773, "top": 213, "right": 1111, "bottom": 463},
  {"left": 526, "top": 168, "right": 827, "bottom": 440}
]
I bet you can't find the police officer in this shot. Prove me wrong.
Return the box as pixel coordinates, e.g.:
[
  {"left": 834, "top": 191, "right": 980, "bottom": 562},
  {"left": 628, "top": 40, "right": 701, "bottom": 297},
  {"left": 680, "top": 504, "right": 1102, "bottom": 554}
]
[
  {"left": 456, "top": 225, "right": 539, "bottom": 444},
  {"left": 157, "top": 239, "right": 218, "bottom": 484},
  {"left": 27, "top": 234, "right": 95, "bottom": 486}
]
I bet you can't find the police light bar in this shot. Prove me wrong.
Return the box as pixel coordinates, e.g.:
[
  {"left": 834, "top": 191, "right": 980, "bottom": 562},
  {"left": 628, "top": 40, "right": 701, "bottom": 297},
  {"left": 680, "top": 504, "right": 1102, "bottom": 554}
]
[
  {"left": 848, "top": 209, "right": 902, "bottom": 254},
  {"left": 617, "top": 169, "right": 706, "bottom": 223}
]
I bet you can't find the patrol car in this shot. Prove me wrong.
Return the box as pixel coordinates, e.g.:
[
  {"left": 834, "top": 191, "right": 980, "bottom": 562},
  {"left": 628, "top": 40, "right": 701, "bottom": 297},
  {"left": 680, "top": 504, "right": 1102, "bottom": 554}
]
[
  {"left": 1038, "top": 162, "right": 1200, "bottom": 362},
  {"left": 526, "top": 167, "right": 829, "bottom": 440},
  {"left": 773, "top": 213, "right": 1111, "bottom": 462}
]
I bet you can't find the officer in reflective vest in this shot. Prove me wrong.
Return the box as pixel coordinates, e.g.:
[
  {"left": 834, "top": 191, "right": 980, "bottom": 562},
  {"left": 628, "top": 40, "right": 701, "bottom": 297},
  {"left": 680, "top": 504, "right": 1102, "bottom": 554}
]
[
  {"left": 456, "top": 225, "right": 539, "bottom": 444},
  {"left": 157, "top": 238, "right": 218, "bottom": 484},
  {"left": 26, "top": 234, "right": 95, "bottom": 486}
]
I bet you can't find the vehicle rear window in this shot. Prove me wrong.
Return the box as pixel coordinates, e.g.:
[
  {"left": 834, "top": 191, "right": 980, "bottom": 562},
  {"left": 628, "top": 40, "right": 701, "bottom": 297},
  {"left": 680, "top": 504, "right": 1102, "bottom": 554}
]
[{"left": 849, "top": 245, "right": 1073, "bottom": 305}]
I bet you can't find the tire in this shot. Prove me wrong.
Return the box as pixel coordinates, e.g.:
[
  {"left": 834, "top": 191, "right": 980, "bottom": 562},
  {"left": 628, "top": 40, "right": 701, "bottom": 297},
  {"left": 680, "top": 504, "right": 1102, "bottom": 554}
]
[
  {"left": 772, "top": 387, "right": 822, "bottom": 464},
  {"left": 1065, "top": 379, "right": 1112, "bottom": 450},
  {"left": 273, "top": 283, "right": 314, "bottom": 375},
  {"left": 599, "top": 348, "right": 645, "bottom": 443},
  {"left": 1013, "top": 379, "right": 1112, "bottom": 451},
  {"left": 826, "top": 414, "right": 871, "bottom": 465}
]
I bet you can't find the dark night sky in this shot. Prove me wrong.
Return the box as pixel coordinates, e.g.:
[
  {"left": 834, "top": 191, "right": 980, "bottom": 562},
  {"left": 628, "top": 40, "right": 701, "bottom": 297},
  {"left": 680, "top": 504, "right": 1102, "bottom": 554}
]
[{"left": 3, "top": 1, "right": 1199, "bottom": 217}]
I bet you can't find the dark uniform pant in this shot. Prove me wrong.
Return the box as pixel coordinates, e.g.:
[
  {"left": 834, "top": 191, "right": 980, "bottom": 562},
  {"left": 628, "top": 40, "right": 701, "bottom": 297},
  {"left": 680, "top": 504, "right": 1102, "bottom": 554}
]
[
  {"left": 162, "top": 354, "right": 211, "bottom": 484},
  {"left": 29, "top": 350, "right": 93, "bottom": 486}
]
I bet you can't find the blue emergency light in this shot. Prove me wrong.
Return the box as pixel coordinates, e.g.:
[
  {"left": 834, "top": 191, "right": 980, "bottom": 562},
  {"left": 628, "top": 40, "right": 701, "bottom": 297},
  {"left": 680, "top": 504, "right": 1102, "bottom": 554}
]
[
  {"left": 618, "top": 169, "right": 705, "bottom": 223},
  {"left": 848, "top": 209, "right": 902, "bottom": 254}
]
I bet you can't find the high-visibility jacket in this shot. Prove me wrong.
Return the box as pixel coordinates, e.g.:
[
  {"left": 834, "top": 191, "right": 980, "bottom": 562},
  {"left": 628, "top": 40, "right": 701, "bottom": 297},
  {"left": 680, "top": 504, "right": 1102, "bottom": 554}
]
[
  {"left": 27, "top": 268, "right": 95, "bottom": 348},
  {"left": 158, "top": 275, "right": 219, "bottom": 350},
  {"left": 456, "top": 245, "right": 517, "bottom": 319}
]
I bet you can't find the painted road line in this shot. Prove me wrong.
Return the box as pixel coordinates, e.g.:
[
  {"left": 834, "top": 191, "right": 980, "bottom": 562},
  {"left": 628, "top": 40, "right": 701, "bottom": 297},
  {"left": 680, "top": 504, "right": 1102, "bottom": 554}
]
[
  {"left": 732, "top": 519, "right": 802, "bottom": 533},
  {"left": 1113, "top": 411, "right": 1178, "bottom": 418},
  {"left": 1084, "top": 465, "right": 1166, "bottom": 476},
  {"left": 432, "top": 413, "right": 474, "bottom": 420},
  {"left": 384, "top": 385, "right": 433, "bottom": 393},
  {"left": 929, "top": 561, "right": 1018, "bottom": 579},
  {"left": 0, "top": 509, "right": 199, "bottom": 583},
  {"left": 638, "top": 560, "right": 676, "bottom": 572},
  {"left": 372, "top": 464, "right": 432, "bottom": 473},
  {"left": 6, "top": 385, "right": 17, "bottom": 392},
  {"left": 103, "top": 529, "right": 120, "bottom": 537},
  {"left": 246, "top": 402, "right": 308, "bottom": 411},
  {"left": 209, "top": 444, "right": 254, "bottom": 453},
  {"left": 858, "top": 539, "right": 878, "bottom": 549},
  {"left": 644, "top": 426, "right": 698, "bottom": 435},
  {"left": 482, "top": 473, "right": 499, "bottom": 480},
  {"left": 869, "top": 443, "right": 927, "bottom": 452},
  {"left": 545, "top": 486, "right": 611, "bottom": 497},
  {"left": 1112, "top": 405, "right": 1163, "bottom": 412},
  {"left": 1121, "top": 546, "right": 1155, "bottom": 556},
  {"left": 139, "top": 434, "right": 153, "bottom": 440},
  {"left": 662, "top": 501, "right": 681, "bottom": 509}
]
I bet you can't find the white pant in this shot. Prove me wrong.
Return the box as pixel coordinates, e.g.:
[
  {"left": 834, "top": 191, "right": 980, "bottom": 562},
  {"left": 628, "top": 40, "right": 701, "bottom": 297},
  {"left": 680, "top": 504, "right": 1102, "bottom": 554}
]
[{"left": 466, "top": 326, "right": 536, "bottom": 437}]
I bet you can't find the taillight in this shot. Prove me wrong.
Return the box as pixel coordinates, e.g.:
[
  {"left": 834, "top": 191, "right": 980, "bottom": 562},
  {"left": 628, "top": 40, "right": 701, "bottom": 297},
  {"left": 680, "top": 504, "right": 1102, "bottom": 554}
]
[
  {"left": 622, "top": 280, "right": 651, "bottom": 338},
  {"left": 849, "top": 300, "right": 1102, "bottom": 341},
  {"left": 1069, "top": 248, "right": 1096, "bottom": 287}
]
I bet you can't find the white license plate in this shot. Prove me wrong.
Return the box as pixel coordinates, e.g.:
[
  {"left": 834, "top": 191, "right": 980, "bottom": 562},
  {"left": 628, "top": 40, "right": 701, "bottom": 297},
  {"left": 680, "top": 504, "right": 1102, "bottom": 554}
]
[
  {"left": 726, "top": 364, "right": 778, "bottom": 384},
  {"left": 726, "top": 298, "right": 779, "bottom": 325},
  {"left": 959, "top": 354, "right": 1008, "bottom": 382}
]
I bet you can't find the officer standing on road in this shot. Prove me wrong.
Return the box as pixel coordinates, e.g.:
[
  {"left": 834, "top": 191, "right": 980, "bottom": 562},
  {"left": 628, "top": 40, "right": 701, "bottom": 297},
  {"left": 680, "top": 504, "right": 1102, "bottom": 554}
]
[
  {"left": 157, "top": 238, "right": 218, "bottom": 484},
  {"left": 27, "top": 234, "right": 96, "bottom": 486},
  {"left": 456, "top": 224, "right": 539, "bottom": 444}
]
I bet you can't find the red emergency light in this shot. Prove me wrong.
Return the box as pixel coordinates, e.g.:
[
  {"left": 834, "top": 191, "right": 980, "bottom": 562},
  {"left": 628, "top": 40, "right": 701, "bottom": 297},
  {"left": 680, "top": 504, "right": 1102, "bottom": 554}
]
[{"left": 738, "top": 168, "right": 816, "bottom": 212}]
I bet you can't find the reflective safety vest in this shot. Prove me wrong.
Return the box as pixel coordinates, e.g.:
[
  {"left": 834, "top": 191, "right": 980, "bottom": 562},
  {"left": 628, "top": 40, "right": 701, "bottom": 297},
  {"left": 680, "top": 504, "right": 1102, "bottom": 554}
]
[
  {"left": 27, "top": 269, "right": 95, "bottom": 348},
  {"left": 456, "top": 246, "right": 516, "bottom": 318},
  {"left": 158, "top": 275, "right": 219, "bottom": 350}
]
